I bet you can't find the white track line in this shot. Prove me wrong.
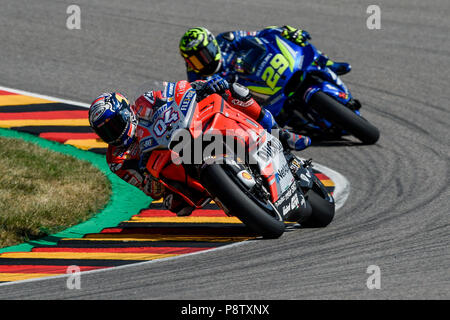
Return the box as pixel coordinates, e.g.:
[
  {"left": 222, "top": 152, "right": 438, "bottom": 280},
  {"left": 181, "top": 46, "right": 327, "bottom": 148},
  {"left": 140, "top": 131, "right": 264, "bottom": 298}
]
[
  {"left": 0, "top": 86, "right": 350, "bottom": 287},
  {"left": 0, "top": 85, "right": 90, "bottom": 108}
]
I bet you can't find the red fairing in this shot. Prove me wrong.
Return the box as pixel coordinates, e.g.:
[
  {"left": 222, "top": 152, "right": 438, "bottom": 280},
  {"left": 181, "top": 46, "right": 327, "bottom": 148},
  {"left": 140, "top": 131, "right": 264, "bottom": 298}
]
[
  {"left": 223, "top": 88, "right": 263, "bottom": 121},
  {"left": 175, "top": 80, "right": 192, "bottom": 105},
  {"left": 188, "top": 80, "right": 263, "bottom": 121}
]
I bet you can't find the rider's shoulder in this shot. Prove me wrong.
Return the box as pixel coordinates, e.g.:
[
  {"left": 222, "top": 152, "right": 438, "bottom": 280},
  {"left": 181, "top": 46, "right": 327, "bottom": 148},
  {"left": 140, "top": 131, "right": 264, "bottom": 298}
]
[{"left": 133, "top": 91, "right": 163, "bottom": 120}]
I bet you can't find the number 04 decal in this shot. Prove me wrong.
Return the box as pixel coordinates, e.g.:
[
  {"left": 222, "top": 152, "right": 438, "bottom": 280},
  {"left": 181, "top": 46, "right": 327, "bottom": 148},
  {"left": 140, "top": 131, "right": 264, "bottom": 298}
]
[
  {"left": 261, "top": 53, "right": 289, "bottom": 89},
  {"left": 153, "top": 108, "right": 179, "bottom": 137}
]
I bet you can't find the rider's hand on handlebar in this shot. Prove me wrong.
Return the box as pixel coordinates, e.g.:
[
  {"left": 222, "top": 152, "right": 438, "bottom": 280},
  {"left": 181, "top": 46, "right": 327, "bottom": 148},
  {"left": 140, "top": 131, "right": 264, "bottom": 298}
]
[
  {"left": 203, "top": 75, "right": 229, "bottom": 95},
  {"left": 193, "top": 76, "right": 230, "bottom": 102},
  {"left": 282, "top": 26, "right": 311, "bottom": 47}
]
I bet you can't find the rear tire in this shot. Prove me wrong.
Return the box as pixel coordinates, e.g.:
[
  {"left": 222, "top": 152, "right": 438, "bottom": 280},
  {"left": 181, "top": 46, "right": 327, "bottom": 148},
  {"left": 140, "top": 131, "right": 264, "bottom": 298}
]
[
  {"left": 302, "top": 190, "right": 335, "bottom": 228},
  {"left": 310, "top": 91, "right": 380, "bottom": 144},
  {"left": 200, "top": 164, "right": 285, "bottom": 239}
]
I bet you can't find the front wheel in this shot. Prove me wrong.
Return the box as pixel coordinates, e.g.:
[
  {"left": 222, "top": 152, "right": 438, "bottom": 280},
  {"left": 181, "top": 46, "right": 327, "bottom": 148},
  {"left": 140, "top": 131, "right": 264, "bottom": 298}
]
[
  {"left": 310, "top": 91, "right": 380, "bottom": 144},
  {"left": 200, "top": 164, "right": 285, "bottom": 239}
]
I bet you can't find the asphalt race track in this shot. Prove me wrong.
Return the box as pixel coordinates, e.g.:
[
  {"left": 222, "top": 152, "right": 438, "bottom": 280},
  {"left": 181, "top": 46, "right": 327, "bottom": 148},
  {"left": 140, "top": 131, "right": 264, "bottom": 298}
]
[{"left": 0, "top": 0, "right": 449, "bottom": 299}]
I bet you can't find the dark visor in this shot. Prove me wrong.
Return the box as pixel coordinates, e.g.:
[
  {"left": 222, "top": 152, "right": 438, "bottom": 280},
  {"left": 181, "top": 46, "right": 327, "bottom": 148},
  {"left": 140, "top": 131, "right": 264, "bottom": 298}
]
[
  {"left": 187, "top": 41, "right": 218, "bottom": 71},
  {"left": 95, "top": 111, "right": 128, "bottom": 145}
]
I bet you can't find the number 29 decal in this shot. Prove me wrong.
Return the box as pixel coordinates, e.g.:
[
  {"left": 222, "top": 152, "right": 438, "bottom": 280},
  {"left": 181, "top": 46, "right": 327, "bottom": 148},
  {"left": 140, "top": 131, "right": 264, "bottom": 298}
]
[{"left": 261, "top": 53, "right": 289, "bottom": 89}]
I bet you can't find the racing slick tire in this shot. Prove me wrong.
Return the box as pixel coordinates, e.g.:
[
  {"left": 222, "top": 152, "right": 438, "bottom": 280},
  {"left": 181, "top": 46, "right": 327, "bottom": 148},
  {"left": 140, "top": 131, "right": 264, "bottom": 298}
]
[{"left": 302, "top": 190, "right": 335, "bottom": 228}]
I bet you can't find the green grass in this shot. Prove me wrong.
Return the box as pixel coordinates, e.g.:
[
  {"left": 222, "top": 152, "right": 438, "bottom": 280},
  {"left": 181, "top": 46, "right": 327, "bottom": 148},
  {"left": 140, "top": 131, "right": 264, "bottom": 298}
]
[{"left": 0, "top": 137, "right": 111, "bottom": 248}]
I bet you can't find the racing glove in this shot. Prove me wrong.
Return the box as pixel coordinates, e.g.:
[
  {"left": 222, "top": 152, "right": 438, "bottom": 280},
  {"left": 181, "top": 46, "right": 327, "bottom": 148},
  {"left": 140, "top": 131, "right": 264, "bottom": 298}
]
[
  {"left": 281, "top": 25, "right": 311, "bottom": 47},
  {"left": 204, "top": 75, "right": 229, "bottom": 94},
  {"left": 193, "top": 75, "right": 230, "bottom": 100}
]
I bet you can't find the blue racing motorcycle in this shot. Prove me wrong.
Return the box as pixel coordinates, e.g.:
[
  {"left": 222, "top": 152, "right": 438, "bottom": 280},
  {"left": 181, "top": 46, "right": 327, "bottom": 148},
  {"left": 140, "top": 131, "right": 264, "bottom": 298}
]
[{"left": 229, "top": 34, "right": 380, "bottom": 144}]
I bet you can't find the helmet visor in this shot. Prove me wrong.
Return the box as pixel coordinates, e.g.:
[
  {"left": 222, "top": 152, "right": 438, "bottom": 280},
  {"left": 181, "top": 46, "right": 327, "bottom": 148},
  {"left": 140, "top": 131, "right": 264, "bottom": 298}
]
[
  {"left": 95, "top": 110, "right": 129, "bottom": 145},
  {"left": 186, "top": 41, "right": 219, "bottom": 72}
]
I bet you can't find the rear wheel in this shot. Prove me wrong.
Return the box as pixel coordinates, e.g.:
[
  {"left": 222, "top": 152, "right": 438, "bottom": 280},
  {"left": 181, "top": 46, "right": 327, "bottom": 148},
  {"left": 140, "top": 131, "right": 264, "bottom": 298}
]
[
  {"left": 200, "top": 164, "right": 285, "bottom": 239},
  {"left": 301, "top": 173, "right": 335, "bottom": 228},
  {"left": 302, "top": 190, "right": 335, "bottom": 228},
  {"left": 310, "top": 91, "right": 380, "bottom": 144}
]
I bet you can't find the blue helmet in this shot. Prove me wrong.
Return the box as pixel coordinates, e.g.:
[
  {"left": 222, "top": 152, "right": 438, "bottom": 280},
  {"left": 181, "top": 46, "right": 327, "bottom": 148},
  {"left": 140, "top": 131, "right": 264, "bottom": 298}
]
[{"left": 89, "top": 92, "right": 137, "bottom": 148}]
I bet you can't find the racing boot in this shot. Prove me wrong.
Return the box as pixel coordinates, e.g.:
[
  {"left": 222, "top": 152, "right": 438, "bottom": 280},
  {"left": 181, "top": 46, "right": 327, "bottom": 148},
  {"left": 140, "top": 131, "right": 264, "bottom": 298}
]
[
  {"left": 316, "top": 51, "right": 351, "bottom": 76},
  {"left": 164, "top": 193, "right": 195, "bottom": 217},
  {"left": 278, "top": 128, "right": 311, "bottom": 151},
  {"left": 326, "top": 60, "right": 351, "bottom": 76}
]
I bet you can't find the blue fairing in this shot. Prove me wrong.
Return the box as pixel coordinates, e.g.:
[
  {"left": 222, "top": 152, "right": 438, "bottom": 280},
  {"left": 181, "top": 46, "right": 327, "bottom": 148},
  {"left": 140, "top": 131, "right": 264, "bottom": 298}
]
[
  {"left": 230, "top": 31, "right": 355, "bottom": 131},
  {"left": 304, "top": 81, "right": 352, "bottom": 105}
]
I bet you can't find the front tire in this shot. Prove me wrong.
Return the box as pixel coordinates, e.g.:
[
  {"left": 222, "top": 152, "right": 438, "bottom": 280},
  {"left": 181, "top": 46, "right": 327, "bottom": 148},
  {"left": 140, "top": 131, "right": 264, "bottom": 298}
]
[
  {"left": 310, "top": 91, "right": 380, "bottom": 144},
  {"left": 200, "top": 164, "right": 285, "bottom": 239}
]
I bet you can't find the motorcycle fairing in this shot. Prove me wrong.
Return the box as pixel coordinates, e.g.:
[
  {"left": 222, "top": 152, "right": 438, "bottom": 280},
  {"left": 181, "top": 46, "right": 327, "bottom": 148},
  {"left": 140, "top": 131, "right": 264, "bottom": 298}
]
[
  {"left": 139, "top": 81, "right": 308, "bottom": 219},
  {"left": 230, "top": 32, "right": 353, "bottom": 125}
]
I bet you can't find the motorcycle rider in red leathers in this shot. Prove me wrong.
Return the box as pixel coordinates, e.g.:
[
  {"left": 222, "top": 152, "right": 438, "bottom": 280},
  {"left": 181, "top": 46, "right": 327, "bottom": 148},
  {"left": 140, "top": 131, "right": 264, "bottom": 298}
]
[{"left": 89, "top": 76, "right": 311, "bottom": 216}]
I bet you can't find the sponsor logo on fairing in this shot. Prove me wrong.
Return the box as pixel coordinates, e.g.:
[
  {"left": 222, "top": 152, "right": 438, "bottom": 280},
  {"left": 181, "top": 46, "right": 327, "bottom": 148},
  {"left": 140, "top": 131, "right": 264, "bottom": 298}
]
[
  {"left": 180, "top": 89, "right": 196, "bottom": 113},
  {"left": 282, "top": 203, "right": 290, "bottom": 216},
  {"left": 231, "top": 98, "right": 253, "bottom": 107},
  {"left": 274, "top": 182, "right": 297, "bottom": 208},
  {"left": 257, "top": 138, "right": 283, "bottom": 162},
  {"left": 140, "top": 136, "right": 158, "bottom": 152},
  {"left": 277, "top": 162, "right": 290, "bottom": 179},
  {"left": 166, "top": 82, "right": 175, "bottom": 101},
  {"left": 109, "top": 162, "right": 122, "bottom": 172},
  {"left": 290, "top": 193, "right": 299, "bottom": 209},
  {"left": 256, "top": 53, "right": 273, "bottom": 77}
]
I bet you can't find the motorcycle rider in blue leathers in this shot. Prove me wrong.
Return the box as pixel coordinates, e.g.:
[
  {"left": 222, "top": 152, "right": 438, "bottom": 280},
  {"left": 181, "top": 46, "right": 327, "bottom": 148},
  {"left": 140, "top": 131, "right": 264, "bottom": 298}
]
[
  {"left": 179, "top": 26, "right": 341, "bottom": 150},
  {"left": 179, "top": 26, "right": 351, "bottom": 84}
]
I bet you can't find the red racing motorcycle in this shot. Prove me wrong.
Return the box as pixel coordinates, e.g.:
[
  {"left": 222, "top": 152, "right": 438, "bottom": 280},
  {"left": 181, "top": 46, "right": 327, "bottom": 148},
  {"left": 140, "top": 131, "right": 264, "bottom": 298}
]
[{"left": 138, "top": 81, "right": 335, "bottom": 238}]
